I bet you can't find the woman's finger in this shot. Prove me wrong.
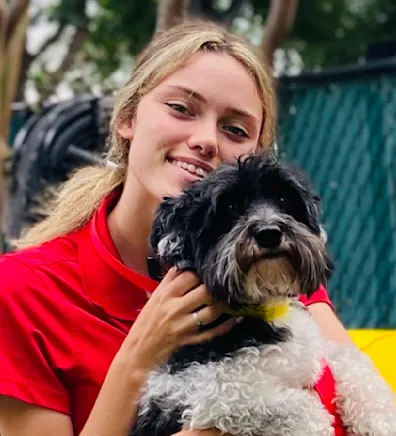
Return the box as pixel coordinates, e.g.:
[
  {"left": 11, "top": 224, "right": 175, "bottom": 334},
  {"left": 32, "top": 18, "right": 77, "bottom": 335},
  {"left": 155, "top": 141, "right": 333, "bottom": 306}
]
[
  {"left": 184, "top": 303, "right": 227, "bottom": 330},
  {"left": 159, "top": 270, "right": 200, "bottom": 297},
  {"left": 160, "top": 266, "right": 181, "bottom": 286},
  {"left": 178, "top": 284, "right": 213, "bottom": 312},
  {"left": 184, "top": 316, "right": 242, "bottom": 346}
]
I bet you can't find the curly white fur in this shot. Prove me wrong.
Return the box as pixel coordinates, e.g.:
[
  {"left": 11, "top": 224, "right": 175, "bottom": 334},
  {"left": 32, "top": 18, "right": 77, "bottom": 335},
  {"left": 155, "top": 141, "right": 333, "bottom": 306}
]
[
  {"left": 327, "top": 341, "right": 396, "bottom": 436},
  {"left": 138, "top": 303, "right": 396, "bottom": 436}
]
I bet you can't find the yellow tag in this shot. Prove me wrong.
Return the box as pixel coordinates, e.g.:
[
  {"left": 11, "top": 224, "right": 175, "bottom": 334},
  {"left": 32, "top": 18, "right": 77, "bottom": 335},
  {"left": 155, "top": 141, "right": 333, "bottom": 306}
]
[{"left": 225, "top": 302, "right": 290, "bottom": 322}]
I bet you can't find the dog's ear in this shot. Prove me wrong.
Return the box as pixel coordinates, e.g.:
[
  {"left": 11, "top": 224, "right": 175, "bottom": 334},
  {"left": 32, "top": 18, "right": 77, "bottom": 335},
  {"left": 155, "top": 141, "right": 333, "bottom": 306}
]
[
  {"left": 282, "top": 163, "right": 323, "bottom": 234},
  {"left": 324, "top": 252, "right": 334, "bottom": 282},
  {"left": 305, "top": 193, "right": 322, "bottom": 234},
  {"left": 319, "top": 225, "right": 334, "bottom": 281},
  {"left": 150, "top": 196, "right": 185, "bottom": 251},
  {"left": 303, "top": 248, "right": 334, "bottom": 298},
  {"left": 150, "top": 195, "right": 195, "bottom": 271}
]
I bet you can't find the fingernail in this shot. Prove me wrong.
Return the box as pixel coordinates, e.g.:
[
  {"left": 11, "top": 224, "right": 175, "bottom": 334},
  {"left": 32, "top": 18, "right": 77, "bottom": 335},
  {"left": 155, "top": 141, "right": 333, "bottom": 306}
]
[{"left": 236, "top": 316, "right": 244, "bottom": 323}]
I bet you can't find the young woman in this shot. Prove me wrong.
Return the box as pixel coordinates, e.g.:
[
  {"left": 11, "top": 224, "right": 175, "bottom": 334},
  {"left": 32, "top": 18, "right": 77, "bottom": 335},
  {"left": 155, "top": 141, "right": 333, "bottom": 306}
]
[{"left": 0, "top": 21, "right": 352, "bottom": 436}]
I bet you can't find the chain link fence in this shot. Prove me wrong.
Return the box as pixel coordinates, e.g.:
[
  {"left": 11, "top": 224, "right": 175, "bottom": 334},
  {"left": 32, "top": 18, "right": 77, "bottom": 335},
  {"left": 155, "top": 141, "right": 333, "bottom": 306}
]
[{"left": 277, "top": 59, "right": 396, "bottom": 329}]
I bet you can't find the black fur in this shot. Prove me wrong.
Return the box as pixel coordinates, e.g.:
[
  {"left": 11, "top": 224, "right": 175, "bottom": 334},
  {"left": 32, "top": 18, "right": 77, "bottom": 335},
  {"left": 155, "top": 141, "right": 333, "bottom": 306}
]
[
  {"left": 132, "top": 154, "right": 332, "bottom": 436},
  {"left": 151, "top": 153, "right": 332, "bottom": 300},
  {"left": 131, "top": 399, "right": 183, "bottom": 436},
  {"left": 168, "top": 316, "right": 291, "bottom": 374}
]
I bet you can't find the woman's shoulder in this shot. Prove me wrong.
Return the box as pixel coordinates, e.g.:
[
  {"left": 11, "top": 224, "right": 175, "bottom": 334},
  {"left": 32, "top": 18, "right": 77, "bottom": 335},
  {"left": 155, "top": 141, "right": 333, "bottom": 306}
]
[
  {"left": 3, "top": 229, "right": 82, "bottom": 268},
  {"left": 0, "top": 227, "right": 87, "bottom": 303}
]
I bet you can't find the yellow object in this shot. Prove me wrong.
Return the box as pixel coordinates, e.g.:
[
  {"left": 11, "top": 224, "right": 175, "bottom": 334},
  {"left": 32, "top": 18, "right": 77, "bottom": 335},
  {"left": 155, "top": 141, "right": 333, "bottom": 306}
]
[
  {"left": 348, "top": 329, "right": 396, "bottom": 392},
  {"left": 225, "top": 302, "right": 290, "bottom": 322}
]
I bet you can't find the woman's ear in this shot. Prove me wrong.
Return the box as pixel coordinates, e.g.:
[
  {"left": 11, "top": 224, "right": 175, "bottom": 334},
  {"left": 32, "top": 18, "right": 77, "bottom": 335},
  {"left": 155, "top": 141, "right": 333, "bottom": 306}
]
[{"left": 117, "top": 119, "right": 135, "bottom": 139}]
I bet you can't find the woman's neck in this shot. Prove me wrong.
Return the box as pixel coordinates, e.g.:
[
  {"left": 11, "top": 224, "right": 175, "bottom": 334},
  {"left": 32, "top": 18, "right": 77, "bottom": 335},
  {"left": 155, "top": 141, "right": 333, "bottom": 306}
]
[{"left": 107, "top": 182, "right": 158, "bottom": 275}]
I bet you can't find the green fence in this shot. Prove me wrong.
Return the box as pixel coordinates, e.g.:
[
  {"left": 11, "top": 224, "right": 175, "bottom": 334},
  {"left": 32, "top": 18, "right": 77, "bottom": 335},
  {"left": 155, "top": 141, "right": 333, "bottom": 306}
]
[{"left": 277, "top": 59, "right": 396, "bottom": 329}]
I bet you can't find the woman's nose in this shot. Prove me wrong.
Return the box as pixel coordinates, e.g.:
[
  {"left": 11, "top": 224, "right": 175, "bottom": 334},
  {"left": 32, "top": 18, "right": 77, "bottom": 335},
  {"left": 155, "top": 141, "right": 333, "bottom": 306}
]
[{"left": 187, "top": 120, "right": 219, "bottom": 158}]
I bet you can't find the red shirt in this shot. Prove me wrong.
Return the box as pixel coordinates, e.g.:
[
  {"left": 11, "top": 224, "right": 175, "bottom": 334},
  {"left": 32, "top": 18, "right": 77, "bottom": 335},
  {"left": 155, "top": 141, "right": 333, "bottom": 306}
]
[{"left": 0, "top": 194, "right": 334, "bottom": 434}]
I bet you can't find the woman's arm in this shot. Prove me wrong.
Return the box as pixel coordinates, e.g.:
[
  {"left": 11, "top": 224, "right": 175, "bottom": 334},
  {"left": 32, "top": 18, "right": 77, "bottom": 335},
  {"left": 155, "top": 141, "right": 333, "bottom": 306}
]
[
  {"left": 0, "top": 357, "right": 146, "bottom": 436},
  {"left": 308, "top": 302, "right": 353, "bottom": 345},
  {"left": 0, "top": 396, "right": 73, "bottom": 436},
  {"left": 78, "top": 351, "right": 147, "bottom": 436}
]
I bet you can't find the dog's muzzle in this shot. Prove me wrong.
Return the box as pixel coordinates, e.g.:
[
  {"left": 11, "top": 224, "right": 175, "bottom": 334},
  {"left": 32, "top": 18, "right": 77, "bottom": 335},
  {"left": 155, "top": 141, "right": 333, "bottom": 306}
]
[{"left": 204, "top": 213, "right": 327, "bottom": 307}]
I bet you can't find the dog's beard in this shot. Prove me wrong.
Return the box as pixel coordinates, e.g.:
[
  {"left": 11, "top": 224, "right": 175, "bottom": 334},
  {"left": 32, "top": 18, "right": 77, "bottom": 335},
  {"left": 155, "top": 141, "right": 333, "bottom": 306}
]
[
  {"left": 203, "top": 215, "right": 327, "bottom": 306},
  {"left": 246, "top": 258, "right": 300, "bottom": 303}
]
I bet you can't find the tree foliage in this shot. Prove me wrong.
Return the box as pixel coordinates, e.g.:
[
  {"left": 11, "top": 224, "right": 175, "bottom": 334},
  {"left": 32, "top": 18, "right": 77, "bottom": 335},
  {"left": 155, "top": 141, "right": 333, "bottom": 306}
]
[
  {"left": 21, "top": 0, "right": 396, "bottom": 102},
  {"left": 83, "top": 0, "right": 157, "bottom": 78},
  {"left": 286, "top": 0, "right": 396, "bottom": 68}
]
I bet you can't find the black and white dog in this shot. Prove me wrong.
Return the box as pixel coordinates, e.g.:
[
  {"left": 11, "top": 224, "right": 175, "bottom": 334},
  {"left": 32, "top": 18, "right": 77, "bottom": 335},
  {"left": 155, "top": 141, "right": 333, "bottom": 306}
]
[{"left": 132, "top": 154, "right": 396, "bottom": 436}]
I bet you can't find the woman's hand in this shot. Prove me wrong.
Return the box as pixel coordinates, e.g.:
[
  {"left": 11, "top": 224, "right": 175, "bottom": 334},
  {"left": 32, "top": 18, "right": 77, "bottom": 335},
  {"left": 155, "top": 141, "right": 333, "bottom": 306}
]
[{"left": 119, "top": 267, "right": 240, "bottom": 372}]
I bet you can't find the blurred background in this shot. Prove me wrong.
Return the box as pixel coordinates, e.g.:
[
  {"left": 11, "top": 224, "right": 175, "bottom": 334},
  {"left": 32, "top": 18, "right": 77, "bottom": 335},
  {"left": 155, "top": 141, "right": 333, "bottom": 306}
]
[{"left": 1, "top": 0, "right": 396, "bottom": 332}]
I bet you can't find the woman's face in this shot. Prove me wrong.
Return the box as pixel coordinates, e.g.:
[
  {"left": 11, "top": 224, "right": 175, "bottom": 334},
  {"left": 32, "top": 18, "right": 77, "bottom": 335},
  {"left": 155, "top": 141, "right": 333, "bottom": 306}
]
[{"left": 117, "top": 51, "right": 263, "bottom": 202}]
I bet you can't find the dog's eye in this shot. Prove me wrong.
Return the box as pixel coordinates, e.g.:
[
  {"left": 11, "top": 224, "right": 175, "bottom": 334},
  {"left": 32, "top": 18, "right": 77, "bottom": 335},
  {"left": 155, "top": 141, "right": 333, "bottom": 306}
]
[
  {"left": 228, "top": 203, "right": 240, "bottom": 215},
  {"left": 277, "top": 196, "right": 289, "bottom": 209}
]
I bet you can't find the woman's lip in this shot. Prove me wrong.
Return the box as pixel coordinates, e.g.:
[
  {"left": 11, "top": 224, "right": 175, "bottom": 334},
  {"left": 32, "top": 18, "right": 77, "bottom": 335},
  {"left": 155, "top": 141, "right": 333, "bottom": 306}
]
[
  {"left": 167, "top": 155, "right": 214, "bottom": 173},
  {"left": 167, "top": 159, "right": 202, "bottom": 181}
]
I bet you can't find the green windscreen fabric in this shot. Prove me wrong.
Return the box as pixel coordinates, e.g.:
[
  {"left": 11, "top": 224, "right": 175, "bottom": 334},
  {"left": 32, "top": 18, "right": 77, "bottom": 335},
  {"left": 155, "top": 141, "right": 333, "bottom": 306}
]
[{"left": 277, "top": 62, "right": 396, "bottom": 328}]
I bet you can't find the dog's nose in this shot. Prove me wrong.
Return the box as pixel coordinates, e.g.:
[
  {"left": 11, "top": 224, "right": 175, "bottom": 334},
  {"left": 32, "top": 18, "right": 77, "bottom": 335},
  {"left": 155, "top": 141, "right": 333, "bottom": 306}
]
[{"left": 253, "top": 226, "right": 282, "bottom": 249}]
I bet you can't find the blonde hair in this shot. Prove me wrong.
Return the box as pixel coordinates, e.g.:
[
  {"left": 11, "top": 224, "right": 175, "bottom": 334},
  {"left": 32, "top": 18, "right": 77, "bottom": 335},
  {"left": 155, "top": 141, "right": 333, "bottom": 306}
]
[{"left": 16, "top": 20, "right": 276, "bottom": 249}]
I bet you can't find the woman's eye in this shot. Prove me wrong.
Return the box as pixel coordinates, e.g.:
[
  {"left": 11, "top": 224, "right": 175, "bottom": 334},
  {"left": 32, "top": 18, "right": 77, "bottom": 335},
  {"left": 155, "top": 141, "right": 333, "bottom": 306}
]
[
  {"left": 167, "top": 103, "right": 190, "bottom": 115},
  {"left": 224, "top": 125, "right": 248, "bottom": 138}
]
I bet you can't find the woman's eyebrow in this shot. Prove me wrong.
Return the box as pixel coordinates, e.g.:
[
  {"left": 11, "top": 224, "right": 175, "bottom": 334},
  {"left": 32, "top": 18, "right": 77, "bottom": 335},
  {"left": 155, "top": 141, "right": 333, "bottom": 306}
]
[
  {"left": 165, "top": 85, "right": 207, "bottom": 103},
  {"left": 225, "top": 107, "right": 261, "bottom": 123},
  {"left": 165, "top": 85, "right": 261, "bottom": 122}
]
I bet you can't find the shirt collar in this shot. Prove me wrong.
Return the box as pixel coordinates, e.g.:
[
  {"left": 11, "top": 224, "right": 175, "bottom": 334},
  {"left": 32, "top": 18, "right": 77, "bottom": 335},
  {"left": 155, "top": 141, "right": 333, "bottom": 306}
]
[{"left": 79, "top": 192, "right": 159, "bottom": 321}]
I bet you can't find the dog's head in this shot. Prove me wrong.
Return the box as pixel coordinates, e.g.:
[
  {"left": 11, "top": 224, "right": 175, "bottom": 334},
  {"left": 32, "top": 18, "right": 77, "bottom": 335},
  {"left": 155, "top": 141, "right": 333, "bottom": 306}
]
[{"left": 150, "top": 154, "right": 333, "bottom": 307}]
